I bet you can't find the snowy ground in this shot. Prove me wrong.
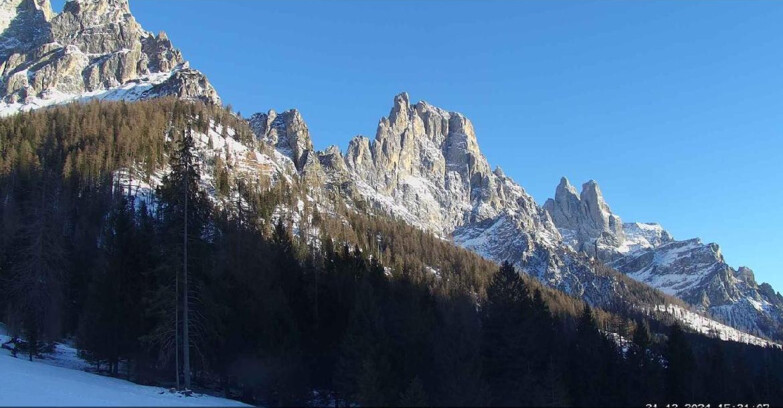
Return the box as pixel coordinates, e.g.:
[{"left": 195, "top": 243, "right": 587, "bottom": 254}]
[{"left": 0, "top": 327, "right": 248, "bottom": 407}]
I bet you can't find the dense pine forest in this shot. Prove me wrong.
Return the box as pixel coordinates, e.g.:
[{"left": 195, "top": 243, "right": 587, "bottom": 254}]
[{"left": 1, "top": 100, "right": 783, "bottom": 406}]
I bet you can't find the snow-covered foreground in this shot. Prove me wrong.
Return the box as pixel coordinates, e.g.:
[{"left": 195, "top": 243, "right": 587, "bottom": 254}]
[
  {"left": 0, "top": 353, "right": 249, "bottom": 407},
  {"left": 0, "top": 331, "right": 248, "bottom": 407}
]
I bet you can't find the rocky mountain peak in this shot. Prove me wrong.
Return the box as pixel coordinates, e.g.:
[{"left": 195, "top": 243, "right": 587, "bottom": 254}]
[
  {"left": 543, "top": 176, "right": 581, "bottom": 233},
  {"left": 307, "top": 93, "right": 561, "bottom": 250},
  {"left": 541, "top": 178, "right": 783, "bottom": 339},
  {"left": 389, "top": 91, "right": 410, "bottom": 130},
  {"left": 323, "top": 144, "right": 342, "bottom": 157},
  {"left": 579, "top": 179, "right": 624, "bottom": 241},
  {"left": 543, "top": 178, "right": 624, "bottom": 254},
  {"left": 557, "top": 176, "right": 576, "bottom": 193},
  {"left": 0, "top": 0, "right": 219, "bottom": 113}
]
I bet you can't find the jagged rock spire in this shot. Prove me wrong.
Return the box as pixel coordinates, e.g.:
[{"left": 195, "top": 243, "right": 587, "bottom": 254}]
[
  {"left": 543, "top": 178, "right": 625, "bottom": 258},
  {"left": 543, "top": 177, "right": 581, "bottom": 231},
  {"left": 579, "top": 180, "right": 624, "bottom": 240}
]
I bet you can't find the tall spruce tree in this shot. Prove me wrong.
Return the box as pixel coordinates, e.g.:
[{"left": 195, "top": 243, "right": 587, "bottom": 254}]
[
  {"left": 481, "top": 261, "right": 529, "bottom": 406},
  {"left": 156, "top": 124, "right": 210, "bottom": 390},
  {"left": 5, "top": 170, "right": 64, "bottom": 361}
]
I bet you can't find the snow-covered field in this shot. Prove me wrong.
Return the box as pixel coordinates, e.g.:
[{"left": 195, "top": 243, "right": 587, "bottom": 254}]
[{"left": 0, "top": 329, "right": 247, "bottom": 407}]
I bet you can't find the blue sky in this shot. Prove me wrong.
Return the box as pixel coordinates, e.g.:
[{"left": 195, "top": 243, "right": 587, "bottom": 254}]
[{"left": 55, "top": 1, "right": 783, "bottom": 290}]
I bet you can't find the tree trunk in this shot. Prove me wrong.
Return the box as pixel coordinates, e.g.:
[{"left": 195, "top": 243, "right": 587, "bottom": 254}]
[
  {"left": 183, "top": 164, "right": 191, "bottom": 391},
  {"left": 175, "top": 256, "right": 180, "bottom": 390}
]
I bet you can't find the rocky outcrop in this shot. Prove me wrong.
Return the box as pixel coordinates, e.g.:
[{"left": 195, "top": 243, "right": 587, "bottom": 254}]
[
  {"left": 51, "top": 0, "right": 144, "bottom": 55},
  {"left": 143, "top": 65, "right": 220, "bottom": 104},
  {"left": 249, "top": 109, "right": 325, "bottom": 186},
  {"left": 0, "top": 0, "right": 219, "bottom": 113},
  {"left": 249, "top": 109, "right": 314, "bottom": 172}
]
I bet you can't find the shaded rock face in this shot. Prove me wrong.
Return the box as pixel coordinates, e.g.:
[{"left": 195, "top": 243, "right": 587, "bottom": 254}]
[
  {"left": 544, "top": 178, "right": 783, "bottom": 339},
  {"left": 0, "top": 0, "right": 219, "bottom": 111},
  {"left": 0, "top": 0, "right": 53, "bottom": 59},
  {"left": 543, "top": 177, "right": 626, "bottom": 260}
]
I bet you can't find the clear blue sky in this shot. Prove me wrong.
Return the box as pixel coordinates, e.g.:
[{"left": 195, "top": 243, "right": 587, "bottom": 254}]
[{"left": 55, "top": 1, "right": 783, "bottom": 290}]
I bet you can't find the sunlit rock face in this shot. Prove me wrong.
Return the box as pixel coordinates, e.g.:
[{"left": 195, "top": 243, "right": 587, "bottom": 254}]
[{"left": 0, "top": 0, "right": 220, "bottom": 114}]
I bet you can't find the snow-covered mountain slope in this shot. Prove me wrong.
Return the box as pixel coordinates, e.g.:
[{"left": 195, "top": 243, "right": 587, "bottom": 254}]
[
  {"left": 0, "top": 0, "right": 219, "bottom": 116},
  {"left": 114, "top": 117, "right": 305, "bottom": 219},
  {"left": 0, "top": 334, "right": 248, "bottom": 406},
  {"left": 544, "top": 177, "right": 783, "bottom": 340}
]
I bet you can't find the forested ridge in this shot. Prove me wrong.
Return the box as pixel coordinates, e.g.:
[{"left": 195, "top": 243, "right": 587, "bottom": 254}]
[{"left": 1, "top": 100, "right": 782, "bottom": 406}]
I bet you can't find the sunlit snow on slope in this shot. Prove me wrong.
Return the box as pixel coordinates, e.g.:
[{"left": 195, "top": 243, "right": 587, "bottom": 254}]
[
  {"left": 114, "top": 119, "right": 297, "bottom": 215},
  {"left": 0, "top": 331, "right": 247, "bottom": 407},
  {"left": 613, "top": 239, "right": 719, "bottom": 297},
  {"left": 617, "top": 222, "right": 673, "bottom": 254},
  {"left": 650, "top": 304, "right": 779, "bottom": 348}
]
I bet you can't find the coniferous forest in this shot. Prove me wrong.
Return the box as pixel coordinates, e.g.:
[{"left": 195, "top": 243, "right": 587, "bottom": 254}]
[{"left": 2, "top": 99, "right": 783, "bottom": 407}]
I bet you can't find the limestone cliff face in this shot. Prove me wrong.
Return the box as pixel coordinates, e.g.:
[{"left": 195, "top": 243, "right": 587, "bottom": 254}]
[{"left": 0, "top": 0, "right": 219, "bottom": 113}]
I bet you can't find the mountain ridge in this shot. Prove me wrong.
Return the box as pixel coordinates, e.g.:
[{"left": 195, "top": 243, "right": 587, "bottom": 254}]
[
  {"left": 0, "top": 0, "right": 780, "bottom": 345},
  {"left": 246, "top": 92, "right": 782, "bottom": 343},
  {"left": 543, "top": 177, "right": 783, "bottom": 339}
]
